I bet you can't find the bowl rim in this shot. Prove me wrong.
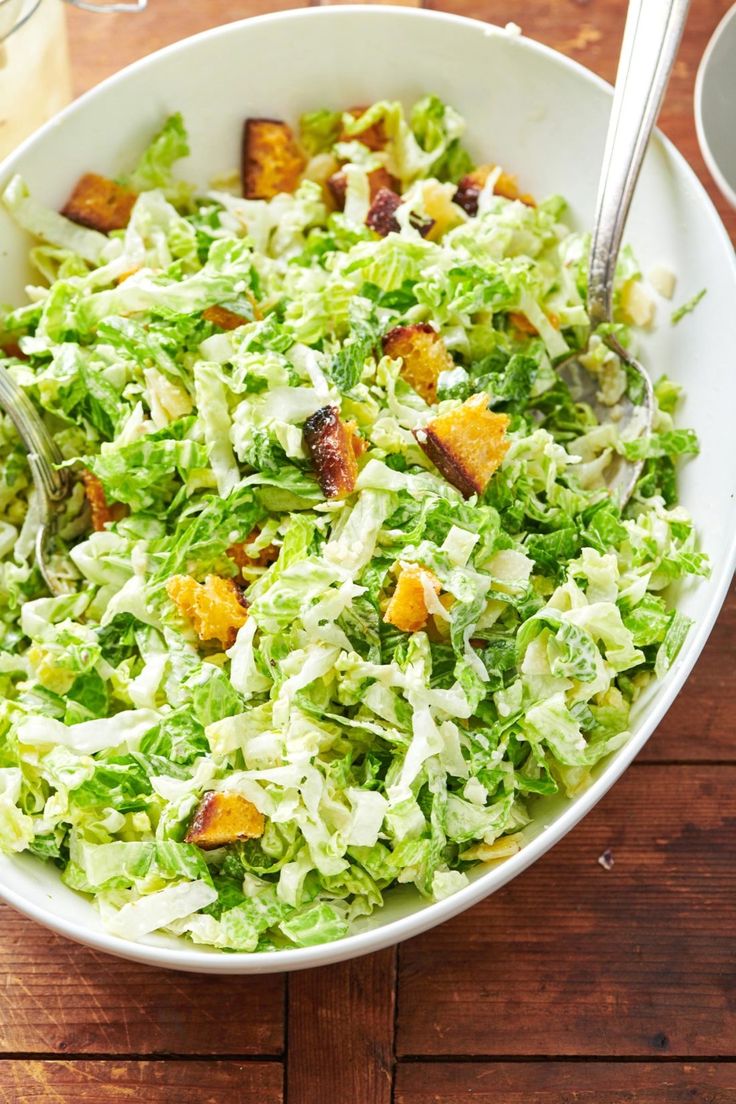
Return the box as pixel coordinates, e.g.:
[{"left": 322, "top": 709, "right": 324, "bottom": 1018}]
[
  {"left": 694, "top": 2, "right": 736, "bottom": 209},
  {"left": 2, "top": 3, "right": 735, "bottom": 974}
]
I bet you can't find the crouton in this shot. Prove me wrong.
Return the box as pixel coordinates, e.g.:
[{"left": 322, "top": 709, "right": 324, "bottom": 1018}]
[
  {"left": 228, "top": 527, "right": 279, "bottom": 570},
  {"left": 203, "top": 305, "right": 248, "bottom": 331},
  {"left": 384, "top": 564, "right": 441, "bottom": 633},
  {"left": 365, "top": 187, "right": 433, "bottom": 238},
  {"left": 185, "top": 791, "right": 265, "bottom": 850},
  {"left": 453, "top": 164, "right": 536, "bottom": 217},
  {"left": 0, "top": 342, "right": 25, "bottom": 359},
  {"left": 326, "top": 165, "right": 399, "bottom": 211},
  {"left": 340, "top": 106, "right": 388, "bottom": 152},
  {"left": 414, "top": 393, "right": 510, "bottom": 498},
  {"left": 80, "top": 470, "right": 127, "bottom": 532},
  {"left": 508, "top": 310, "right": 560, "bottom": 336},
  {"left": 347, "top": 420, "right": 367, "bottom": 457},
  {"left": 241, "top": 118, "right": 305, "bottom": 200},
  {"left": 61, "top": 173, "right": 137, "bottom": 233},
  {"left": 166, "top": 574, "right": 248, "bottom": 648},
  {"left": 303, "top": 405, "right": 361, "bottom": 499},
  {"left": 382, "top": 323, "right": 453, "bottom": 404}
]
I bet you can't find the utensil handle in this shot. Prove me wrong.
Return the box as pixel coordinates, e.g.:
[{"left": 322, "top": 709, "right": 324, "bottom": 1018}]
[{"left": 588, "top": 0, "right": 690, "bottom": 326}]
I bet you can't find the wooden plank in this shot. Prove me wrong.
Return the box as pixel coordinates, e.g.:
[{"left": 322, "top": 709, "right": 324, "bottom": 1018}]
[
  {"left": 320, "top": 0, "right": 421, "bottom": 6},
  {"left": 0, "top": 1060, "right": 282, "bottom": 1103},
  {"left": 287, "top": 949, "right": 396, "bottom": 1103},
  {"left": 397, "top": 765, "right": 736, "bottom": 1057},
  {"left": 0, "top": 906, "right": 284, "bottom": 1055},
  {"left": 643, "top": 587, "right": 736, "bottom": 761},
  {"left": 423, "top": 0, "right": 736, "bottom": 240},
  {"left": 395, "top": 1062, "right": 736, "bottom": 1103},
  {"left": 66, "top": 0, "right": 310, "bottom": 97}
]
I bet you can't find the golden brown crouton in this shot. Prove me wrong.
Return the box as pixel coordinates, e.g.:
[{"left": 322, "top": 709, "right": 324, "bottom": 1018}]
[
  {"left": 453, "top": 164, "right": 536, "bottom": 217},
  {"left": 327, "top": 165, "right": 399, "bottom": 211},
  {"left": 365, "top": 187, "right": 433, "bottom": 238},
  {"left": 227, "top": 527, "right": 280, "bottom": 570},
  {"left": 0, "top": 342, "right": 25, "bottom": 360},
  {"left": 203, "top": 305, "right": 248, "bottom": 331},
  {"left": 241, "top": 118, "right": 306, "bottom": 200},
  {"left": 185, "top": 791, "right": 265, "bottom": 850},
  {"left": 340, "top": 106, "right": 388, "bottom": 152},
  {"left": 303, "top": 405, "right": 361, "bottom": 499},
  {"left": 166, "top": 574, "right": 248, "bottom": 648},
  {"left": 507, "top": 310, "right": 560, "bottom": 337},
  {"left": 384, "top": 564, "right": 441, "bottom": 633},
  {"left": 382, "top": 323, "right": 453, "bottom": 404},
  {"left": 80, "top": 470, "right": 127, "bottom": 532},
  {"left": 414, "top": 393, "right": 510, "bottom": 499},
  {"left": 346, "top": 420, "right": 367, "bottom": 457},
  {"left": 61, "top": 173, "right": 137, "bottom": 233}
]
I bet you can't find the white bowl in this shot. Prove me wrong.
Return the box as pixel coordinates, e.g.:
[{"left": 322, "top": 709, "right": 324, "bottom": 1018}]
[
  {"left": 1, "top": 6, "right": 735, "bottom": 974},
  {"left": 695, "top": 3, "right": 736, "bottom": 207}
]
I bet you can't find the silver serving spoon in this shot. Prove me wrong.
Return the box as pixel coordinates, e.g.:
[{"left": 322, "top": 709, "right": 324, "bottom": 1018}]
[
  {"left": 0, "top": 364, "right": 71, "bottom": 594},
  {"left": 559, "top": 0, "right": 690, "bottom": 504}
]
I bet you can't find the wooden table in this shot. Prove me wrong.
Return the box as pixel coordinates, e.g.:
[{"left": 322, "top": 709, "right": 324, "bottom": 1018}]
[{"left": 2, "top": 2, "right": 734, "bottom": 1101}]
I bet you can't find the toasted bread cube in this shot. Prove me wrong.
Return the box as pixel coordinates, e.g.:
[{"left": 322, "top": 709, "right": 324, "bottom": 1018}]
[
  {"left": 203, "top": 305, "right": 249, "bottom": 331},
  {"left": 185, "top": 791, "right": 265, "bottom": 850},
  {"left": 384, "top": 564, "right": 441, "bottom": 634},
  {"left": 242, "top": 118, "right": 305, "bottom": 200},
  {"left": 365, "top": 187, "right": 433, "bottom": 238},
  {"left": 414, "top": 393, "right": 510, "bottom": 498},
  {"left": 80, "top": 470, "right": 126, "bottom": 532},
  {"left": 303, "top": 405, "right": 360, "bottom": 499},
  {"left": 1, "top": 342, "right": 24, "bottom": 359},
  {"left": 61, "top": 173, "right": 137, "bottom": 233},
  {"left": 166, "top": 574, "right": 248, "bottom": 648},
  {"left": 340, "top": 106, "right": 388, "bottom": 152},
  {"left": 507, "top": 310, "right": 559, "bottom": 337},
  {"left": 327, "top": 165, "right": 399, "bottom": 211},
  {"left": 453, "top": 164, "right": 536, "bottom": 217},
  {"left": 228, "top": 527, "right": 279, "bottom": 570},
  {"left": 365, "top": 187, "right": 402, "bottom": 236},
  {"left": 507, "top": 311, "right": 538, "bottom": 336},
  {"left": 383, "top": 323, "right": 453, "bottom": 404}
]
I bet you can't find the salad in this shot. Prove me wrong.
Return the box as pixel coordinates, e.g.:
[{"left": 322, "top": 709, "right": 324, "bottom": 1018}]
[{"left": 0, "top": 98, "right": 707, "bottom": 951}]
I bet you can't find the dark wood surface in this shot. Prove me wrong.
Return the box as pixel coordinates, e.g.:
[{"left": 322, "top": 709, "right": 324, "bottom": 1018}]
[{"left": 2, "top": 2, "right": 734, "bottom": 1101}]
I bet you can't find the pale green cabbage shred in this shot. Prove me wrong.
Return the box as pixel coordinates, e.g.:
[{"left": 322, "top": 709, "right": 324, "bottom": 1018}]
[{"left": 0, "top": 100, "right": 706, "bottom": 951}]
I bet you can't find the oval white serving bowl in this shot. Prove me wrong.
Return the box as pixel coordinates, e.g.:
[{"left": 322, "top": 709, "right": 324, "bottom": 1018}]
[
  {"left": 695, "top": 3, "right": 736, "bottom": 208},
  {"left": 1, "top": 6, "right": 735, "bottom": 974}
]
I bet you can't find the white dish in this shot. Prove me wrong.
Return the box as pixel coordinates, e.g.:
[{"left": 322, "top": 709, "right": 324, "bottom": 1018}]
[
  {"left": 1, "top": 6, "right": 735, "bottom": 974},
  {"left": 695, "top": 3, "right": 736, "bottom": 208}
]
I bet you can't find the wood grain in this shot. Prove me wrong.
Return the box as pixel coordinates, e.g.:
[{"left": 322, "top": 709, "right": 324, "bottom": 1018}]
[
  {"left": 397, "top": 765, "right": 736, "bottom": 1058},
  {"left": 9, "top": 2, "right": 734, "bottom": 1098},
  {"left": 642, "top": 586, "right": 736, "bottom": 762},
  {"left": 65, "top": 0, "right": 309, "bottom": 97},
  {"left": 287, "top": 949, "right": 396, "bottom": 1103},
  {"left": 0, "top": 1060, "right": 282, "bottom": 1102},
  {"left": 395, "top": 1062, "right": 736, "bottom": 1103},
  {"left": 0, "top": 909, "right": 284, "bottom": 1055}
]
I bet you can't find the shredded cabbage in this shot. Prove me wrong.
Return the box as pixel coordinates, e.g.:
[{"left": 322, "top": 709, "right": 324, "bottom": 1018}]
[{"left": 0, "top": 98, "right": 706, "bottom": 952}]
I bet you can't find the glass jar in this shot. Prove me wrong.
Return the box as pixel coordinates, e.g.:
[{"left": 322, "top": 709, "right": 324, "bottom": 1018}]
[{"left": 0, "top": 0, "right": 146, "bottom": 163}]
